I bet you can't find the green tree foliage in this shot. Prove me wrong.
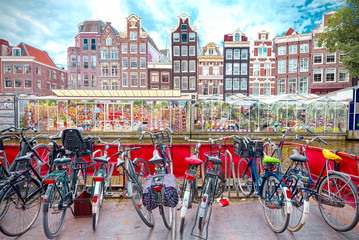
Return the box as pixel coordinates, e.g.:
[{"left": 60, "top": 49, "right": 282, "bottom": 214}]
[{"left": 319, "top": 0, "right": 359, "bottom": 77}]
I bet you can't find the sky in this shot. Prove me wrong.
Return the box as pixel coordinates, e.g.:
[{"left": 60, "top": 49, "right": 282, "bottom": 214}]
[{"left": 0, "top": 0, "right": 343, "bottom": 69}]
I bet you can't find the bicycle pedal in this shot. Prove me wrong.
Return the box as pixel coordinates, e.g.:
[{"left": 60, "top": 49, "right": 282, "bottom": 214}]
[{"left": 105, "top": 192, "right": 114, "bottom": 197}]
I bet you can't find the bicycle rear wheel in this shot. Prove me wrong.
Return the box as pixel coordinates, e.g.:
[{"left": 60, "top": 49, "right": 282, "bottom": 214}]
[
  {"left": 237, "top": 159, "right": 254, "bottom": 197},
  {"left": 317, "top": 173, "right": 359, "bottom": 232},
  {"left": 0, "top": 178, "right": 42, "bottom": 237},
  {"left": 262, "top": 175, "right": 290, "bottom": 233},
  {"left": 159, "top": 204, "right": 173, "bottom": 230},
  {"left": 43, "top": 177, "right": 67, "bottom": 239},
  {"left": 130, "top": 182, "right": 154, "bottom": 227}
]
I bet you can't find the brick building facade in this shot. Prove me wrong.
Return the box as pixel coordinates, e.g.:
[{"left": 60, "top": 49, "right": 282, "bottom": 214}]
[{"left": 148, "top": 62, "right": 172, "bottom": 89}]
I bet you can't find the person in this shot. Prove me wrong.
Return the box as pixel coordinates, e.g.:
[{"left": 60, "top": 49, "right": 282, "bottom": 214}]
[{"left": 274, "top": 122, "right": 278, "bottom": 133}]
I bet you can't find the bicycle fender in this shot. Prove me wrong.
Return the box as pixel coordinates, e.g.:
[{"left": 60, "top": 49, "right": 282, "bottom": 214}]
[
  {"left": 301, "top": 200, "right": 310, "bottom": 225},
  {"left": 283, "top": 187, "right": 293, "bottom": 215}
]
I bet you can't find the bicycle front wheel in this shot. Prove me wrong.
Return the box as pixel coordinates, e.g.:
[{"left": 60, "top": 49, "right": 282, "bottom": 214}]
[
  {"left": 0, "top": 178, "right": 42, "bottom": 237},
  {"left": 43, "top": 178, "right": 67, "bottom": 239},
  {"left": 159, "top": 204, "right": 172, "bottom": 230},
  {"left": 262, "top": 175, "right": 290, "bottom": 233},
  {"left": 131, "top": 182, "right": 154, "bottom": 227},
  {"left": 198, "top": 178, "right": 212, "bottom": 231},
  {"left": 237, "top": 159, "right": 254, "bottom": 197},
  {"left": 317, "top": 173, "right": 359, "bottom": 232}
]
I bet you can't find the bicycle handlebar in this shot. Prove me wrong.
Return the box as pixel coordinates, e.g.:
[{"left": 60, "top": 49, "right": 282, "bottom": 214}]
[
  {"left": 111, "top": 146, "right": 142, "bottom": 157},
  {"left": 139, "top": 128, "right": 174, "bottom": 142},
  {"left": 184, "top": 137, "right": 211, "bottom": 143}
]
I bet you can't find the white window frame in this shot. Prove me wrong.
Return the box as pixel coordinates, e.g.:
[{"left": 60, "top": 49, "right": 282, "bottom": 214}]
[
  {"left": 122, "top": 43, "right": 128, "bottom": 53},
  {"left": 325, "top": 68, "right": 335, "bottom": 82},
  {"left": 140, "top": 57, "right": 146, "bottom": 69},
  {"left": 130, "top": 44, "right": 137, "bottom": 54},
  {"left": 181, "top": 46, "right": 188, "bottom": 56},
  {"left": 140, "top": 43, "right": 146, "bottom": 54},
  {"left": 300, "top": 58, "right": 308, "bottom": 72},
  {"left": 326, "top": 52, "right": 336, "bottom": 63},
  {"left": 174, "top": 61, "right": 180, "bottom": 73},
  {"left": 173, "top": 33, "right": 179, "bottom": 42},
  {"left": 130, "top": 31, "right": 137, "bottom": 40},
  {"left": 130, "top": 57, "right": 138, "bottom": 69},
  {"left": 122, "top": 73, "right": 128, "bottom": 87},
  {"left": 189, "top": 46, "right": 195, "bottom": 56},
  {"left": 174, "top": 46, "right": 180, "bottom": 56},
  {"left": 278, "top": 46, "right": 286, "bottom": 55},
  {"left": 174, "top": 77, "right": 180, "bottom": 89},
  {"left": 278, "top": 60, "right": 286, "bottom": 74},
  {"left": 122, "top": 57, "right": 128, "bottom": 69},
  {"left": 181, "top": 60, "right": 188, "bottom": 73},
  {"left": 289, "top": 45, "right": 297, "bottom": 54},
  {"left": 288, "top": 59, "right": 297, "bottom": 73},
  {"left": 339, "top": 68, "right": 349, "bottom": 82},
  {"left": 189, "top": 60, "right": 195, "bottom": 73},
  {"left": 313, "top": 53, "right": 323, "bottom": 64},
  {"left": 313, "top": 69, "right": 323, "bottom": 83},
  {"left": 300, "top": 44, "right": 309, "bottom": 53}
]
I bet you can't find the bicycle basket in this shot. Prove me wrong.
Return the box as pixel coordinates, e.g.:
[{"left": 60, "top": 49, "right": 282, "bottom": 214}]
[
  {"left": 143, "top": 175, "right": 158, "bottom": 211},
  {"left": 233, "top": 137, "right": 252, "bottom": 157},
  {"left": 254, "top": 141, "right": 264, "bottom": 158},
  {"left": 162, "top": 174, "right": 178, "bottom": 208},
  {"left": 61, "top": 128, "right": 85, "bottom": 153}
]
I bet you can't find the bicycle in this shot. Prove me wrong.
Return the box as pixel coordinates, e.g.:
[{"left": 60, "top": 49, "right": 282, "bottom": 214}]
[
  {"left": 42, "top": 128, "right": 95, "bottom": 239},
  {"left": 0, "top": 127, "right": 49, "bottom": 237},
  {"left": 236, "top": 136, "right": 293, "bottom": 233},
  {"left": 0, "top": 135, "right": 17, "bottom": 180},
  {"left": 139, "top": 128, "right": 176, "bottom": 230},
  {"left": 179, "top": 137, "right": 210, "bottom": 235},
  {"left": 113, "top": 139, "right": 153, "bottom": 227},
  {"left": 282, "top": 135, "right": 359, "bottom": 232},
  {"left": 90, "top": 137, "right": 116, "bottom": 231}
]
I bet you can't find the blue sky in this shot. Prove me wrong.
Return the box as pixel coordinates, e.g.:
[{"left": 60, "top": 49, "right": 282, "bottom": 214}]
[{"left": 0, "top": 0, "right": 343, "bottom": 68}]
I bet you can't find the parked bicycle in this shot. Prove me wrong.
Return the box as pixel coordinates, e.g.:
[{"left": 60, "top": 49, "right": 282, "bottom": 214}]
[
  {"left": 236, "top": 136, "right": 293, "bottom": 233},
  {"left": 42, "top": 128, "right": 95, "bottom": 239},
  {"left": 0, "top": 134, "right": 18, "bottom": 180}
]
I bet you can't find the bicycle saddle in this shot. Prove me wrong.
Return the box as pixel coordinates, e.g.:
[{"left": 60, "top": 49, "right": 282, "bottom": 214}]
[
  {"left": 322, "top": 149, "right": 342, "bottom": 163},
  {"left": 289, "top": 149, "right": 309, "bottom": 162},
  {"left": 53, "top": 157, "right": 72, "bottom": 165},
  {"left": 207, "top": 156, "right": 222, "bottom": 165},
  {"left": 185, "top": 155, "right": 203, "bottom": 165},
  {"left": 14, "top": 152, "right": 34, "bottom": 162},
  {"left": 93, "top": 156, "right": 109, "bottom": 164},
  {"left": 148, "top": 150, "right": 164, "bottom": 165},
  {"left": 263, "top": 155, "right": 280, "bottom": 164}
]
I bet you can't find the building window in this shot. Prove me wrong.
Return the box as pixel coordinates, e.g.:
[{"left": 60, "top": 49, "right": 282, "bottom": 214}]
[
  {"left": 235, "top": 33, "right": 240, "bottom": 41},
  {"left": 91, "top": 56, "right": 96, "bottom": 69},
  {"left": 37, "top": 79, "right": 41, "bottom": 89},
  {"left": 83, "top": 56, "right": 89, "bottom": 68},
  {"left": 189, "top": 33, "right": 195, "bottom": 42},
  {"left": 61, "top": 73, "right": 64, "bottom": 81},
  {"left": 53, "top": 70, "right": 57, "bottom": 79},
  {"left": 181, "top": 60, "right": 188, "bottom": 72},
  {"left": 24, "top": 78, "right": 31, "bottom": 88},
  {"left": 241, "top": 49, "right": 248, "bottom": 59},
  {"left": 122, "top": 43, "right": 128, "bottom": 53},
  {"left": 71, "top": 74, "right": 76, "bottom": 88},
  {"left": 91, "top": 75, "right": 97, "bottom": 87},
  {"left": 130, "top": 57, "right": 138, "bottom": 69},
  {"left": 233, "top": 78, "right": 239, "bottom": 90},
  {"left": 233, "top": 49, "right": 240, "bottom": 59},
  {"left": 233, "top": 63, "right": 240, "bottom": 75},
  {"left": 300, "top": 58, "right": 308, "bottom": 72},
  {"left": 339, "top": 52, "right": 346, "bottom": 62},
  {"left": 106, "top": 38, "right": 112, "bottom": 46},
  {"left": 111, "top": 82, "right": 118, "bottom": 90},
  {"left": 101, "top": 65, "right": 109, "bottom": 76},
  {"left": 253, "top": 63, "right": 260, "bottom": 76},
  {"left": 101, "top": 82, "right": 109, "bottom": 90},
  {"left": 314, "top": 54, "right": 322, "bottom": 64},
  {"left": 278, "top": 78, "right": 286, "bottom": 95},
  {"left": 174, "top": 61, "right": 180, "bottom": 73},
  {"left": 241, "top": 63, "right": 247, "bottom": 75},
  {"left": 203, "top": 65, "right": 209, "bottom": 76},
  {"left": 326, "top": 53, "right": 336, "bottom": 63},
  {"left": 189, "top": 77, "right": 196, "bottom": 90},
  {"left": 326, "top": 68, "right": 335, "bottom": 82},
  {"left": 131, "top": 73, "right": 138, "bottom": 86},
  {"left": 111, "top": 50, "right": 118, "bottom": 59},
  {"left": 140, "top": 72, "right": 146, "bottom": 87},
  {"left": 288, "top": 59, "right": 297, "bottom": 73},
  {"left": 12, "top": 48, "right": 21, "bottom": 56},
  {"left": 4, "top": 63, "right": 11, "bottom": 73},
  {"left": 278, "top": 46, "right": 286, "bottom": 55},
  {"left": 181, "top": 24, "right": 187, "bottom": 31},
  {"left": 83, "top": 39, "right": 88, "bottom": 50},
  {"left": 226, "top": 63, "right": 232, "bottom": 75},
  {"left": 189, "top": 60, "right": 195, "bottom": 72},
  {"left": 84, "top": 74, "right": 89, "bottom": 87},
  {"left": 263, "top": 83, "right": 270, "bottom": 96},
  {"left": 181, "top": 46, "right": 188, "bottom": 56},
  {"left": 241, "top": 78, "right": 247, "bottom": 90},
  {"left": 101, "top": 50, "right": 108, "bottom": 59},
  {"left": 264, "top": 63, "right": 271, "bottom": 76},
  {"left": 313, "top": 69, "right": 322, "bottom": 82},
  {"left": 140, "top": 57, "right": 146, "bottom": 69},
  {"left": 182, "top": 77, "right": 188, "bottom": 90},
  {"left": 299, "top": 77, "right": 307, "bottom": 93},
  {"left": 300, "top": 44, "right": 308, "bottom": 53},
  {"left": 181, "top": 33, "right": 188, "bottom": 43},
  {"left": 71, "top": 55, "right": 76, "bottom": 68},
  {"left": 174, "top": 46, "right": 180, "bottom": 56},
  {"left": 130, "top": 44, "right": 137, "bottom": 53},
  {"left": 225, "top": 78, "right": 232, "bottom": 90},
  {"left": 130, "top": 31, "right": 137, "bottom": 40},
  {"left": 14, "top": 63, "right": 22, "bottom": 74},
  {"left": 174, "top": 77, "right": 180, "bottom": 89},
  {"left": 122, "top": 73, "right": 128, "bottom": 87},
  {"left": 140, "top": 43, "right": 146, "bottom": 54},
  {"left": 253, "top": 82, "right": 259, "bottom": 96},
  {"left": 151, "top": 72, "right": 159, "bottom": 83},
  {"left": 111, "top": 65, "right": 118, "bottom": 76},
  {"left": 173, "top": 33, "right": 179, "bottom": 42},
  {"left": 36, "top": 66, "right": 41, "bottom": 75},
  {"left": 189, "top": 46, "right": 195, "bottom": 56},
  {"left": 288, "top": 78, "right": 297, "bottom": 94},
  {"left": 213, "top": 84, "right": 219, "bottom": 95},
  {"left": 314, "top": 39, "right": 320, "bottom": 48},
  {"left": 226, "top": 49, "right": 233, "bottom": 59},
  {"left": 4, "top": 77, "right": 12, "bottom": 88},
  {"left": 14, "top": 77, "right": 22, "bottom": 88},
  {"left": 203, "top": 83, "right": 209, "bottom": 95},
  {"left": 278, "top": 60, "right": 286, "bottom": 74},
  {"left": 289, "top": 45, "right": 297, "bottom": 54},
  {"left": 339, "top": 68, "right": 349, "bottom": 82},
  {"left": 47, "top": 82, "right": 51, "bottom": 89},
  {"left": 162, "top": 72, "right": 169, "bottom": 83},
  {"left": 122, "top": 57, "right": 128, "bottom": 69},
  {"left": 258, "top": 47, "right": 268, "bottom": 57},
  {"left": 78, "top": 74, "right": 81, "bottom": 87},
  {"left": 213, "top": 66, "right": 219, "bottom": 76},
  {"left": 91, "top": 38, "right": 96, "bottom": 50},
  {"left": 24, "top": 63, "right": 31, "bottom": 74}
]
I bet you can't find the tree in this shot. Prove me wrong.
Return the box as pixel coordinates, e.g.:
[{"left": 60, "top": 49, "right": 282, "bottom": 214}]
[{"left": 319, "top": 0, "right": 359, "bottom": 77}]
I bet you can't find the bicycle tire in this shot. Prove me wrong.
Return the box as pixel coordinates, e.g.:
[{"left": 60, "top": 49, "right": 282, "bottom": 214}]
[
  {"left": 198, "top": 178, "right": 212, "bottom": 231},
  {"left": 179, "top": 180, "right": 193, "bottom": 234},
  {"left": 133, "top": 158, "right": 151, "bottom": 186},
  {"left": 130, "top": 182, "right": 154, "bottom": 227},
  {"left": 287, "top": 183, "right": 309, "bottom": 232},
  {"left": 262, "top": 175, "right": 290, "bottom": 233},
  {"left": 0, "top": 177, "right": 42, "bottom": 237},
  {"left": 159, "top": 204, "right": 172, "bottom": 230},
  {"left": 317, "top": 173, "right": 359, "bottom": 232},
  {"left": 237, "top": 159, "right": 254, "bottom": 197},
  {"left": 33, "top": 144, "right": 51, "bottom": 176},
  {"left": 204, "top": 159, "right": 225, "bottom": 197},
  {"left": 43, "top": 177, "right": 67, "bottom": 239},
  {"left": 92, "top": 181, "right": 103, "bottom": 231}
]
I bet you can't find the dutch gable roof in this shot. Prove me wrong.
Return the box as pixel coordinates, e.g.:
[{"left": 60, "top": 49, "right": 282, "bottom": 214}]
[
  {"left": 284, "top": 28, "right": 298, "bottom": 36},
  {"left": 10, "top": 43, "right": 57, "bottom": 67}
]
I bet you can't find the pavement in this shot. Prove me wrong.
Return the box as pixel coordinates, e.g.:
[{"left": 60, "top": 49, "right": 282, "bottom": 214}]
[{"left": 1, "top": 198, "right": 359, "bottom": 240}]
